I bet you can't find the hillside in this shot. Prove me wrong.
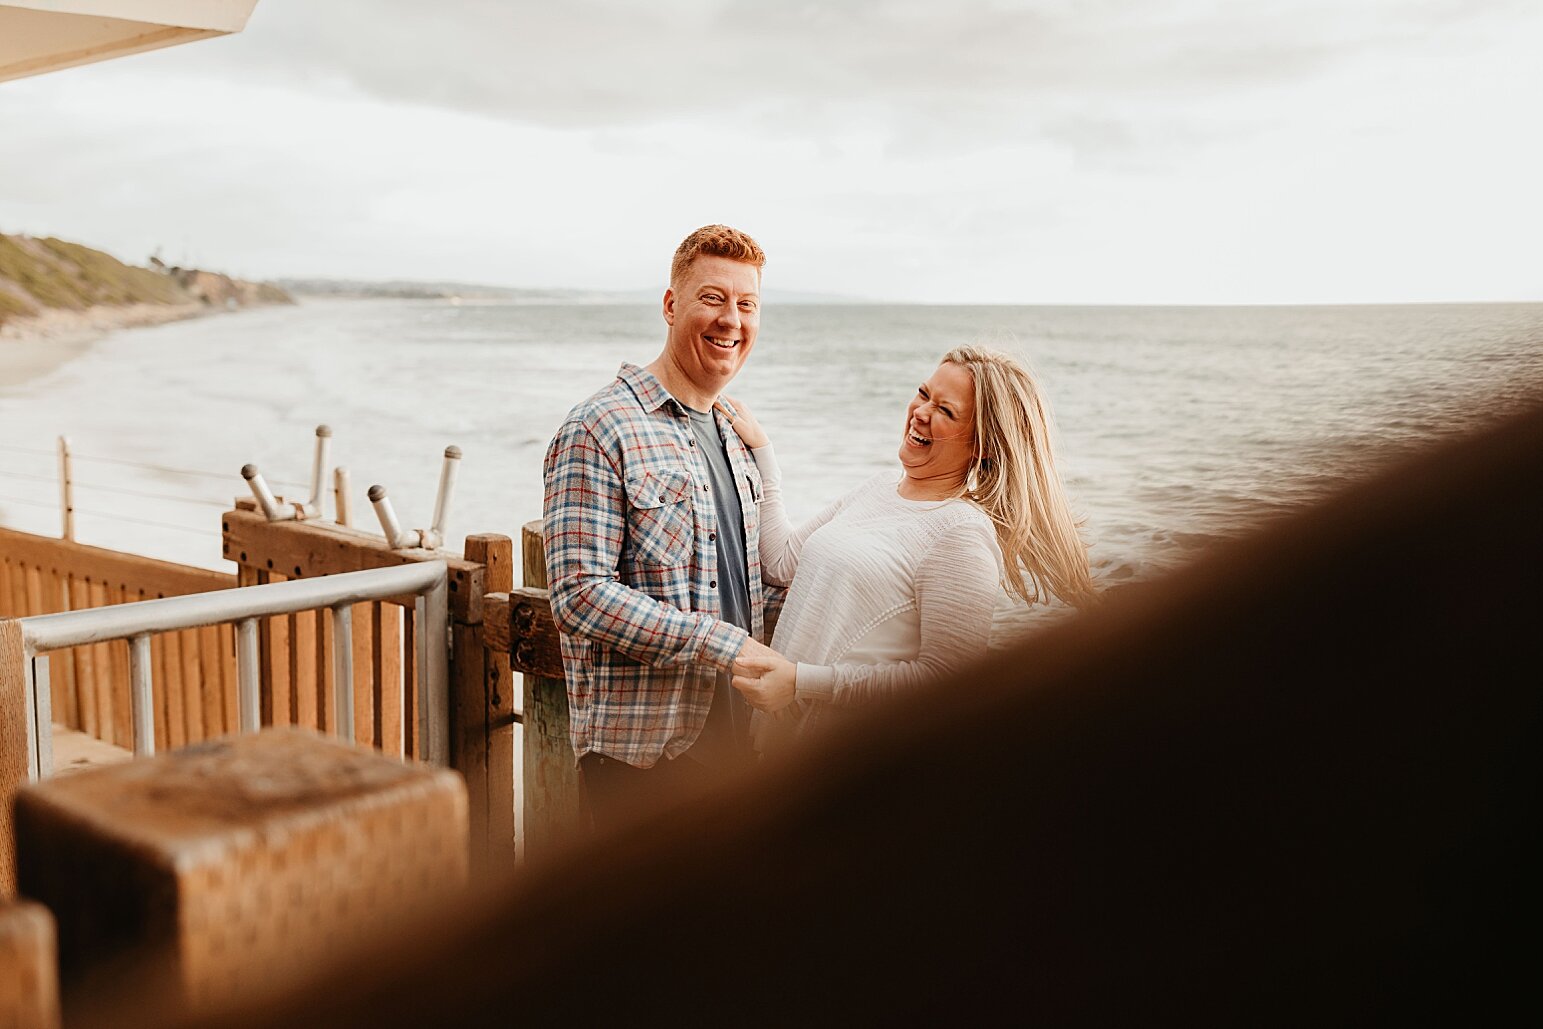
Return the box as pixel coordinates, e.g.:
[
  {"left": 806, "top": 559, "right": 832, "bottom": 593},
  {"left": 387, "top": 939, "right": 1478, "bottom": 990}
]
[
  {"left": 279, "top": 277, "right": 874, "bottom": 305},
  {"left": 0, "top": 232, "right": 292, "bottom": 327}
]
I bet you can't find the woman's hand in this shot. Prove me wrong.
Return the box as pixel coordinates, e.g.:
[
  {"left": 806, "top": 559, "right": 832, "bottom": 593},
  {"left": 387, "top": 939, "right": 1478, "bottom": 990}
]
[
  {"left": 731, "top": 646, "right": 797, "bottom": 712},
  {"left": 716, "top": 395, "right": 769, "bottom": 449}
]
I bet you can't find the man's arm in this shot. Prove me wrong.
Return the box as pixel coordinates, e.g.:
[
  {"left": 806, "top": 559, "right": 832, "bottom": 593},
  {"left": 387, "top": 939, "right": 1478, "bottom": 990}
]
[{"left": 542, "top": 416, "right": 748, "bottom": 671}]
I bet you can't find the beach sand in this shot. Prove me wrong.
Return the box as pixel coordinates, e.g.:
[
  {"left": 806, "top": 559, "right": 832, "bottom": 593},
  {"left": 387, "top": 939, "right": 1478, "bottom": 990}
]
[{"left": 0, "top": 302, "right": 205, "bottom": 388}]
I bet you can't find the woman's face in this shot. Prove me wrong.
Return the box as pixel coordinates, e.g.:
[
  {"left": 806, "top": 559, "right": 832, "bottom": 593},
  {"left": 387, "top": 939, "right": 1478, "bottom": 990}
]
[{"left": 898, "top": 362, "right": 977, "bottom": 487}]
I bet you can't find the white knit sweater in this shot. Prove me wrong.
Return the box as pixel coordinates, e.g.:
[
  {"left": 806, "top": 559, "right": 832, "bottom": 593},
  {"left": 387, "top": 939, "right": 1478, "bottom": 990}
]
[{"left": 751, "top": 446, "right": 1004, "bottom": 713}]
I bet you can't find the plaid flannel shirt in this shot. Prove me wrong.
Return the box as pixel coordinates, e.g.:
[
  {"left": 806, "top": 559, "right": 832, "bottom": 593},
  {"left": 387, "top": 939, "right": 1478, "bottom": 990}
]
[{"left": 542, "top": 362, "right": 770, "bottom": 768}]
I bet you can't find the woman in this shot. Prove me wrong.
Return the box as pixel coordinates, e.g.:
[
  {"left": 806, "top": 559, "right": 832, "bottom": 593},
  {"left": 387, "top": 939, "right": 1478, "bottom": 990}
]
[{"left": 723, "top": 345, "right": 1097, "bottom": 739}]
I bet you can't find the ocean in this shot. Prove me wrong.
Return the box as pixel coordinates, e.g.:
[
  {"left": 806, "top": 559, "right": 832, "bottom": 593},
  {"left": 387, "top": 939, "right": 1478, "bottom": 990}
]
[{"left": 3, "top": 298, "right": 1541, "bottom": 641}]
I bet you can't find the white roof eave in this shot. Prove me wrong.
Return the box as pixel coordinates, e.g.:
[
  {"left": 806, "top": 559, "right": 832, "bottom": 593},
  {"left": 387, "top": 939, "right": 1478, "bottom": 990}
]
[{"left": 0, "top": 0, "right": 259, "bottom": 83}]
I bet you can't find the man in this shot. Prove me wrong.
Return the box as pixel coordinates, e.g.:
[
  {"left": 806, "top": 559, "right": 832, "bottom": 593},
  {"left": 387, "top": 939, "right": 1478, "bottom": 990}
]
[{"left": 542, "top": 224, "right": 780, "bottom": 831}]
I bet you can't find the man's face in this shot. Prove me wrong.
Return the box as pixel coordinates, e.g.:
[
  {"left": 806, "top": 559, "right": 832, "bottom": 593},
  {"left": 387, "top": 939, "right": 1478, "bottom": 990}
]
[{"left": 662, "top": 255, "right": 761, "bottom": 397}]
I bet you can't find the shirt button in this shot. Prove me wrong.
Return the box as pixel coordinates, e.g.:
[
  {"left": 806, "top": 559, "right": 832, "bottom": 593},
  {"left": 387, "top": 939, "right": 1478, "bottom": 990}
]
[
  {"left": 689, "top": 439, "right": 697, "bottom": 447},
  {"left": 709, "top": 532, "right": 717, "bottom": 542},
  {"left": 709, "top": 580, "right": 717, "bottom": 588},
  {"left": 703, "top": 483, "right": 710, "bottom": 491},
  {"left": 657, "top": 494, "right": 666, "bottom": 503}
]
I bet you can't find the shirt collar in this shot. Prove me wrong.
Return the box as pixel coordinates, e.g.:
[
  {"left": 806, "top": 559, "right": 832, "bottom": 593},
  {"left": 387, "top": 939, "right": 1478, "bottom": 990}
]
[
  {"left": 617, "top": 362, "right": 738, "bottom": 421},
  {"left": 617, "top": 362, "right": 676, "bottom": 414}
]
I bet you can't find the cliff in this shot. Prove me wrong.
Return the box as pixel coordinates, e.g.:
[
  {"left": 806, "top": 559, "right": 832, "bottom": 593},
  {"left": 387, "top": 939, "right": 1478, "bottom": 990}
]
[{"left": 0, "top": 232, "right": 293, "bottom": 327}]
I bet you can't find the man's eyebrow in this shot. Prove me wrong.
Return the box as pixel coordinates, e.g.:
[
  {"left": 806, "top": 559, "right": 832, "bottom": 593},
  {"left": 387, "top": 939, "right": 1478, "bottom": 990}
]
[{"left": 697, "top": 283, "right": 759, "bottom": 299}]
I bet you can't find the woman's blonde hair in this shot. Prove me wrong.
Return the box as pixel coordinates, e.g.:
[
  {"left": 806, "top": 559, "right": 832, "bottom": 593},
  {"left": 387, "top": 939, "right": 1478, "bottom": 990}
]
[{"left": 944, "top": 345, "right": 1098, "bottom": 608}]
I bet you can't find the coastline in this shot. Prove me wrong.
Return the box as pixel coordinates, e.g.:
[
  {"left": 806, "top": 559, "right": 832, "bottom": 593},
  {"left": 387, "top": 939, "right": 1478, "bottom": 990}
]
[{"left": 0, "top": 301, "right": 206, "bottom": 389}]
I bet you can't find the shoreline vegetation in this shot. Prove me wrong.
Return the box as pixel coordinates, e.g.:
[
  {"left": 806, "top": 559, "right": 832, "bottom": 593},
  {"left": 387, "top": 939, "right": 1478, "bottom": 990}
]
[{"left": 0, "top": 231, "right": 294, "bottom": 387}]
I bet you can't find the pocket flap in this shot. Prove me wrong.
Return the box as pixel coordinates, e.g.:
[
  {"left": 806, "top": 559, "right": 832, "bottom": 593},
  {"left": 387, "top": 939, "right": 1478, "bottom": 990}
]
[{"left": 624, "top": 467, "right": 693, "bottom": 510}]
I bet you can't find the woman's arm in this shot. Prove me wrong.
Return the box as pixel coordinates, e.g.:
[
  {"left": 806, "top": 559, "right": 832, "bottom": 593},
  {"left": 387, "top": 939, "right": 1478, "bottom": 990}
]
[
  {"left": 719, "top": 397, "right": 845, "bottom": 588},
  {"left": 732, "top": 519, "right": 1003, "bottom": 712},
  {"left": 798, "top": 520, "right": 1002, "bottom": 705}
]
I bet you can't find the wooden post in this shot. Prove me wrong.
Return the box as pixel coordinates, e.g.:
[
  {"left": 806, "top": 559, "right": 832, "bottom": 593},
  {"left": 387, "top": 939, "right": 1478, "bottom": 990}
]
[
  {"left": 454, "top": 535, "right": 516, "bottom": 878},
  {"left": 1, "top": 619, "right": 30, "bottom": 897},
  {"left": 521, "top": 519, "right": 583, "bottom": 860},
  {"left": 56, "top": 436, "right": 74, "bottom": 542}
]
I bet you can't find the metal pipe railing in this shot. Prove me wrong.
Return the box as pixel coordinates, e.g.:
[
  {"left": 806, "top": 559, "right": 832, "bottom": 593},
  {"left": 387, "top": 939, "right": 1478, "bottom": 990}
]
[{"left": 15, "top": 561, "right": 450, "bottom": 780}]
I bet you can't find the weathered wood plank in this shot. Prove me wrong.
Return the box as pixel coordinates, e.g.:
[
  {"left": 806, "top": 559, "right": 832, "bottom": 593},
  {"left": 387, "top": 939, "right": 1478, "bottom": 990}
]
[
  {"left": 520, "top": 520, "right": 583, "bottom": 861},
  {"left": 458, "top": 533, "right": 516, "bottom": 875},
  {"left": 67, "top": 577, "right": 99, "bottom": 741},
  {"left": 83, "top": 582, "right": 117, "bottom": 749},
  {"left": 474, "top": 531, "right": 518, "bottom": 873},
  {"left": 258, "top": 571, "right": 292, "bottom": 727},
  {"left": 40, "top": 569, "right": 78, "bottom": 730},
  {"left": 197, "top": 624, "right": 226, "bottom": 740},
  {"left": 151, "top": 618, "right": 171, "bottom": 751},
  {"left": 1, "top": 618, "right": 29, "bottom": 896},
  {"left": 451, "top": 623, "right": 489, "bottom": 874},
  {"left": 351, "top": 603, "right": 373, "bottom": 748},
  {"left": 373, "top": 602, "right": 402, "bottom": 755},
  {"left": 291, "top": 609, "right": 318, "bottom": 733},
  {"left": 222, "top": 508, "right": 486, "bottom": 623},
  {"left": 318, "top": 613, "right": 335, "bottom": 735},
  {"left": 402, "top": 610, "right": 417, "bottom": 760},
  {"left": 0, "top": 525, "right": 233, "bottom": 598},
  {"left": 178, "top": 628, "right": 202, "bottom": 744},
  {"left": 485, "top": 636, "right": 517, "bottom": 867},
  {"left": 162, "top": 620, "right": 186, "bottom": 751},
  {"left": 219, "top": 622, "right": 239, "bottom": 735}
]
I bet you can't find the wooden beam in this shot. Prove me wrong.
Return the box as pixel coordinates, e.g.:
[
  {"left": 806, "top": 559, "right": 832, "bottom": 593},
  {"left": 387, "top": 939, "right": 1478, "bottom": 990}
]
[
  {"left": 483, "top": 588, "right": 564, "bottom": 681},
  {"left": 0, "top": 526, "right": 232, "bottom": 598},
  {"left": 221, "top": 508, "right": 486, "bottom": 624}
]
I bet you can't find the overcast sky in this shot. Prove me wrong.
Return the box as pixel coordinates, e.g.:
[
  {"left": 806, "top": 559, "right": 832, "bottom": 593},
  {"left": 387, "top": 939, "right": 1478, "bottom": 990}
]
[{"left": 2, "top": 0, "right": 1540, "bottom": 304}]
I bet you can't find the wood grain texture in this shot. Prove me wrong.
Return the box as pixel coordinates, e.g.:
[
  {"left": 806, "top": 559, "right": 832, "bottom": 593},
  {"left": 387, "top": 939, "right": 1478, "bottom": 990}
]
[
  {"left": 0, "top": 620, "right": 29, "bottom": 897},
  {"left": 519, "top": 522, "right": 582, "bottom": 863},
  {"left": 458, "top": 534, "right": 516, "bottom": 876},
  {"left": 0, "top": 526, "right": 232, "bottom": 598},
  {"left": 0, "top": 899, "right": 59, "bottom": 1029},
  {"left": 222, "top": 508, "right": 484, "bottom": 622}
]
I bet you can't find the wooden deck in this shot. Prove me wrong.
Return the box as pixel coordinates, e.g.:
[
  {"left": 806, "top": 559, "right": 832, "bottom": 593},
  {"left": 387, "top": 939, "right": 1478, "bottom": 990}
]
[{"left": 49, "top": 724, "right": 131, "bottom": 777}]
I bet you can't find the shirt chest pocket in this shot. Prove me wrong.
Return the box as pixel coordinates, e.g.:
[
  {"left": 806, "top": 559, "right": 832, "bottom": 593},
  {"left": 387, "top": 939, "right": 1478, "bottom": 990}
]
[{"left": 622, "top": 467, "right": 695, "bottom": 568}]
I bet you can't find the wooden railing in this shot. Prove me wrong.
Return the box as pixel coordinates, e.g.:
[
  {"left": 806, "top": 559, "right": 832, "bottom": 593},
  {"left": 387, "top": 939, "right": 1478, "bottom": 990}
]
[
  {"left": 221, "top": 502, "right": 516, "bottom": 874},
  {"left": 0, "top": 525, "right": 236, "bottom": 752},
  {"left": 2, "top": 506, "right": 519, "bottom": 875}
]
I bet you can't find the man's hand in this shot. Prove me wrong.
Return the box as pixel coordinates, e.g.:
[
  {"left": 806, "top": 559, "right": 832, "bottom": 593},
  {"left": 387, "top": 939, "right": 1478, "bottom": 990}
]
[
  {"left": 716, "top": 396, "right": 770, "bottom": 449},
  {"left": 732, "top": 638, "right": 797, "bottom": 712}
]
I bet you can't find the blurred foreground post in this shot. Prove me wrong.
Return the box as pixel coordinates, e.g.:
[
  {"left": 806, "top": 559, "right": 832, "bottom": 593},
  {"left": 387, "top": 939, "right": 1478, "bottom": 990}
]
[
  {"left": 14, "top": 728, "right": 467, "bottom": 1018},
  {"left": 0, "top": 900, "right": 58, "bottom": 1029}
]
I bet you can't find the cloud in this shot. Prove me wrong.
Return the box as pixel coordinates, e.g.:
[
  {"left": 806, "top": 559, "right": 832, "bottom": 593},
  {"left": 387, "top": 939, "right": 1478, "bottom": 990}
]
[
  {"left": 3, "top": 1, "right": 1540, "bottom": 303},
  {"left": 173, "top": 0, "right": 1526, "bottom": 150}
]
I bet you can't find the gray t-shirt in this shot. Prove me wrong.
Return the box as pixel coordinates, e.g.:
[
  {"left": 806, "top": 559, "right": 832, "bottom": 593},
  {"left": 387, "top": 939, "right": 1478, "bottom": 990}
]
[{"left": 684, "top": 405, "right": 754, "bottom": 767}]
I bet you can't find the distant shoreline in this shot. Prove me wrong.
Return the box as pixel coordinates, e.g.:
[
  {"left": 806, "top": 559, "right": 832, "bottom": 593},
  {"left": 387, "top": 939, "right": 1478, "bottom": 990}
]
[{"left": 0, "top": 301, "right": 206, "bottom": 389}]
